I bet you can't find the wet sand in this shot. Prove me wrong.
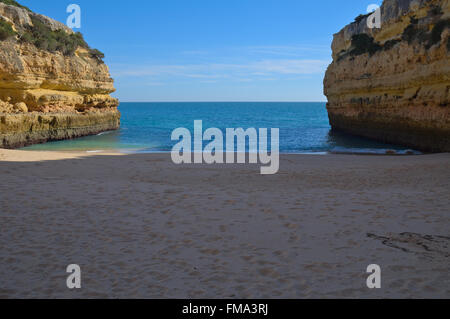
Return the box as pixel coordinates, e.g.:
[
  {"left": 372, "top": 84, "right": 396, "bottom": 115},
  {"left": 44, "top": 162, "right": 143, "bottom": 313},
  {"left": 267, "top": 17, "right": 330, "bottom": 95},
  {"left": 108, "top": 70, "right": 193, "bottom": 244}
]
[{"left": 0, "top": 149, "right": 449, "bottom": 298}]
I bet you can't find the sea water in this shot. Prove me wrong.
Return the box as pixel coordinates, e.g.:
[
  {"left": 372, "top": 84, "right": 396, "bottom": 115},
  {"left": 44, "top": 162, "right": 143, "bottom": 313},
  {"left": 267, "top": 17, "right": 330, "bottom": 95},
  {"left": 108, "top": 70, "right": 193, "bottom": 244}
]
[{"left": 22, "top": 102, "right": 418, "bottom": 154}]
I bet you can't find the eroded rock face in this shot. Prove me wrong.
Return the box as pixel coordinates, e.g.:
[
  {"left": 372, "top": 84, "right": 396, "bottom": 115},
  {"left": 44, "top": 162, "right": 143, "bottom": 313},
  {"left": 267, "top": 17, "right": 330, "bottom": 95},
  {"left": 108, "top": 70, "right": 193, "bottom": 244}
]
[
  {"left": 324, "top": 0, "right": 449, "bottom": 152},
  {"left": 0, "top": 3, "right": 120, "bottom": 148}
]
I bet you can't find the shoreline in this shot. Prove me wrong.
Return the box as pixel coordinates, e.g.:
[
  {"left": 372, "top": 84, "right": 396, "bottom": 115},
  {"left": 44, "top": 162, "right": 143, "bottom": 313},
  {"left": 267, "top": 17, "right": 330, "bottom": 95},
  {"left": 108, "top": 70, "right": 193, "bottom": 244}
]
[{"left": 1, "top": 147, "right": 429, "bottom": 162}]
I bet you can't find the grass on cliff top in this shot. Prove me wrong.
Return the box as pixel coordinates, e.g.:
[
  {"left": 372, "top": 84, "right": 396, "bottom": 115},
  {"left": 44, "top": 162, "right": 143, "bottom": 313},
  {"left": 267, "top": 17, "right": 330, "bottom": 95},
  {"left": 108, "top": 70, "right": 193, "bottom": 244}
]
[
  {"left": 20, "top": 16, "right": 90, "bottom": 56},
  {"left": 353, "top": 13, "right": 371, "bottom": 25},
  {"left": 0, "top": 0, "right": 105, "bottom": 63},
  {"left": 0, "top": 19, "right": 15, "bottom": 40},
  {"left": 18, "top": 16, "right": 105, "bottom": 62},
  {"left": 0, "top": 0, "right": 30, "bottom": 11}
]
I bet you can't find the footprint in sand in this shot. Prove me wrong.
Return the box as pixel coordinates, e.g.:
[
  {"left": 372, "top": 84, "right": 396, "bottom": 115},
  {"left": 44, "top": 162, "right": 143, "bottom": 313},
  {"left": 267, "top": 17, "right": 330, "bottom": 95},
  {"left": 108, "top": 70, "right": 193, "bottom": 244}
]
[{"left": 367, "top": 232, "right": 450, "bottom": 259}]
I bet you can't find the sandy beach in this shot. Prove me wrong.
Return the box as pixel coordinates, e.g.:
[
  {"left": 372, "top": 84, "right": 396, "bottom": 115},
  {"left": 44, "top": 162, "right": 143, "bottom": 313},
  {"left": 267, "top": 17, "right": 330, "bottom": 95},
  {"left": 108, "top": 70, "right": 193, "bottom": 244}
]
[{"left": 0, "top": 149, "right": 449, "bottom": 298}]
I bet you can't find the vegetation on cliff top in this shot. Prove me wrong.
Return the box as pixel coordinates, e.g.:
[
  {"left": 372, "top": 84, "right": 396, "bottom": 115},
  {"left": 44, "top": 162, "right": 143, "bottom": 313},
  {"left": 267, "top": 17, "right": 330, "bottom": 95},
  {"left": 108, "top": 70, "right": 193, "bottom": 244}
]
[
  {"left": 0, "top": 0, "right": 30, "bottom": 11},
  {"left": 0, "top": 0, "right": 105, "bottom": 63},
  {"left": 19, "top": 16, "right": 105, "bottom": 62},
  {"left": 353, "top": 13, "right": 371, "bottom": 25},
  {"left": 20, "top": 16, "right": 88, "bottom": 55},
  {"left": 337, "top": 4, "right": 449, "bottom": 61},
  {"left": 338, "top": 15, "right": 449, "bottom": 61}
]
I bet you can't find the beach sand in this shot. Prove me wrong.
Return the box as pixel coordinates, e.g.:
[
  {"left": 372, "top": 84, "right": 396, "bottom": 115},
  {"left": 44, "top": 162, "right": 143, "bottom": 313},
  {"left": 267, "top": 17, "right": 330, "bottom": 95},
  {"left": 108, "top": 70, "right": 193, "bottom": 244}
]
[{"left": 0, "top": 149, "right": 449, "bottom": 298}]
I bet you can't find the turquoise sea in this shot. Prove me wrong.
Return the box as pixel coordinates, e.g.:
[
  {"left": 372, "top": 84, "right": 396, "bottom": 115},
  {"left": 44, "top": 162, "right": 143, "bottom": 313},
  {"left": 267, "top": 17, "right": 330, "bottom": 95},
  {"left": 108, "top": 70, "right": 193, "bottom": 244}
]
[{"left": 22, "top": 102, "right": 418, "bottom": 154}]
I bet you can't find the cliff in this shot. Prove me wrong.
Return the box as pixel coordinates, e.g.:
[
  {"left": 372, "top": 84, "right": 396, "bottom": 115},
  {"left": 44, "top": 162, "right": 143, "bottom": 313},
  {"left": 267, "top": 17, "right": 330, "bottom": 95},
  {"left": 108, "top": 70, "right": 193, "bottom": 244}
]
[
  {"left": 324, "top": 0, "right": 449, "bottom": 152},
  {"left": 0, "top": 1, "right": 120, "bottom": 148}
]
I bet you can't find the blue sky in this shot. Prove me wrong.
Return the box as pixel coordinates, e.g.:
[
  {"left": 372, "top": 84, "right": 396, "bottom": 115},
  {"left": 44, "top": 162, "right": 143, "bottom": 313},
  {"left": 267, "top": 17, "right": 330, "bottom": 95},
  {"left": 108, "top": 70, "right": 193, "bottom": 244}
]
[{"left": 20, "top": 0, "right": 381, "bottom": 102}]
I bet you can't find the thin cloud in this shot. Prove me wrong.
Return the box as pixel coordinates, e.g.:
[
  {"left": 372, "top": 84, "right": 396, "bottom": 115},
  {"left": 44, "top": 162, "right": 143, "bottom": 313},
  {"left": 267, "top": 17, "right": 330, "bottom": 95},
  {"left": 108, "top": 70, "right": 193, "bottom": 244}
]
[
  {"left": 250, "top": 59, "right": 329, "bottom": 74},
  {"left": 245, "top": 45, "right": 330, "bottom": 57},
  {"left": 181, "top": 50, "right": 210, "bottom": 55},
  {"left": 112, "top": 59, "right": 330, "bottom": 79}
]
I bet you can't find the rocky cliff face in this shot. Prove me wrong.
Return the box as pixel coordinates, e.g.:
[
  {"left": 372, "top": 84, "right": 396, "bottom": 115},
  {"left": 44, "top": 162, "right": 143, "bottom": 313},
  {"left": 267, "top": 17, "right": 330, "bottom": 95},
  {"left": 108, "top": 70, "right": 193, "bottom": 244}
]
[
  {"left": 0, "top": 2, "right": 120, "bottom": 148},
  {"left": 324, "top": 0, "right": 449, "bottom": 152}
]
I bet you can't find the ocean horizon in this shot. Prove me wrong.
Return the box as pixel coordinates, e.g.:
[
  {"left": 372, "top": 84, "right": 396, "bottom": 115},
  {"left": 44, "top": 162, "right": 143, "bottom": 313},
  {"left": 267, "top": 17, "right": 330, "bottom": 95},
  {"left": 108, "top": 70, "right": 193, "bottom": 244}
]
[{"left": 22, "top": 102, "right": 419, "bottom": 154}]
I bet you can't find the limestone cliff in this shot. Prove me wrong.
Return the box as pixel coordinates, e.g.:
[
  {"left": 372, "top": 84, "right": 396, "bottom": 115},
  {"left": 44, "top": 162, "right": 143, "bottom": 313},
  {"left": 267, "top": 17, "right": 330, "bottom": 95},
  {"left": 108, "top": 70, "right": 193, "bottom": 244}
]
[
  {"left": 324, "top": 0, "right": 449, "bottom": 152},
  {"left": 0, "top": 2, "right": 120, "bottom": 148}
]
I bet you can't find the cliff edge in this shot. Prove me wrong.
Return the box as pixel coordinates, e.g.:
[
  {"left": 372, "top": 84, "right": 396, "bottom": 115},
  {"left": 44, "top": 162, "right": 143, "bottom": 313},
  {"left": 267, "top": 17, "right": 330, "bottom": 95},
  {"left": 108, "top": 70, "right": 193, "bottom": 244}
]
[
  {"left": 0, "top": 1, "right": 120, "bottom": 148},
  {"left": 324, "top": 0, "right": 449, "bottom": 152}
]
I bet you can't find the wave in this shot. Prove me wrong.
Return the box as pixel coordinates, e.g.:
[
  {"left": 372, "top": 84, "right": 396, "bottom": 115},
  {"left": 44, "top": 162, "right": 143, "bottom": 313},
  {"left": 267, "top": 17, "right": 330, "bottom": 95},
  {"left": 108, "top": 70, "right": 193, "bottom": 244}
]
[{"left": 96, "top": 131, "right": 115, "bottom": 136}]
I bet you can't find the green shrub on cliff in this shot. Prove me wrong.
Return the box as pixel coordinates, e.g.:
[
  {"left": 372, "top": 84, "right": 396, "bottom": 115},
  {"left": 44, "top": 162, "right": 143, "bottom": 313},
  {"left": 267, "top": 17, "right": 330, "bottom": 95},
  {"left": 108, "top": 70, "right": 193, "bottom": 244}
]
[
  {"left": 0, "top": 0, "right": 30, "bottom": 11},
  {"left": 409, "top": 16, "right": 419, "bottom": 25},
  {"left": 20, "top": 17, "right": 89, "bottom": 55},
  {"left": 336, "top": 34, "right": 383, "bottom": 60},
  {"left": 402, "top": 18, "right": 450, "bottom": 49},
  {"left": 430, "top": 19, "right": 450, "bottom": 47},
  {"left": 354, "top": 13, "right": 370, "bottom": 24},
  {"left": 338, "top": 33, "right": 404, "bottom": 61},
  {"left": 402, "top": 24, "right": 426, "bottom": 45},
  {"left": 90, "top": 49, "right": 105, "bottom": 62},
  {"left": 18, "top": 16, "right": 105, "bottom": 62},
  {"left": 89, "top": 48, "right": 105, "bottom": 63},
  {"left": 428, "top": 5, "right": 443, "bottom": 17},
  {"left": 0, "top": 19, "right": 15, "bottom": 40},
  {"left": 349, "top": 34, "right": 382, "bottom": 56},
  {"left": 382, "top": 39, "right": 401, "bottom": 51}
]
